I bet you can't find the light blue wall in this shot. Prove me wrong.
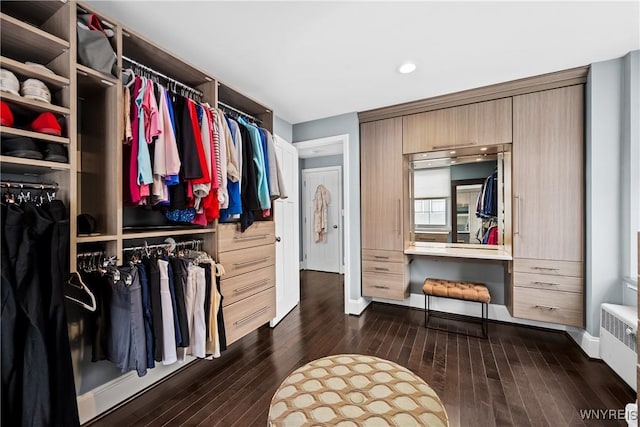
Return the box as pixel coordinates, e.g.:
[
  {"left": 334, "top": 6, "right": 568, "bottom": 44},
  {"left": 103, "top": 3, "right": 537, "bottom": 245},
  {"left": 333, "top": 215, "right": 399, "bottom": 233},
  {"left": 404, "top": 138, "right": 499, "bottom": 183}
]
[
  {"left": 293, "top": 113, "right": 361, "bottom": 301},
  {"left": 274, "top": 115, "right": 293, "bottom": 142},
  {"left": 585, "top": 51, "right": 639, "bottom": 335}
]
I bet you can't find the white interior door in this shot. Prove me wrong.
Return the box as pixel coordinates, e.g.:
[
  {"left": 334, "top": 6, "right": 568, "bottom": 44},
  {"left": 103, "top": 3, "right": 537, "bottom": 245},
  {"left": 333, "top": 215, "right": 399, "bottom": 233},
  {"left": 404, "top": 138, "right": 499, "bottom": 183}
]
[
  {"left": 302, "top": 166, "right": 342, "bottom": 273},
  {"left": 271, "top": 135, "right": 300, "bottom": 327}
]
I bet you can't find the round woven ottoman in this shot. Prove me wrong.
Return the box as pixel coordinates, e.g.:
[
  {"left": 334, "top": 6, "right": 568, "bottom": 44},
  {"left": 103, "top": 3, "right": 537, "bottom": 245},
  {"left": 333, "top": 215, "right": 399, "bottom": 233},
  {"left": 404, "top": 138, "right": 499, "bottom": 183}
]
[{"left": 268, "top": 354, "right": 449, "bottom": 426}]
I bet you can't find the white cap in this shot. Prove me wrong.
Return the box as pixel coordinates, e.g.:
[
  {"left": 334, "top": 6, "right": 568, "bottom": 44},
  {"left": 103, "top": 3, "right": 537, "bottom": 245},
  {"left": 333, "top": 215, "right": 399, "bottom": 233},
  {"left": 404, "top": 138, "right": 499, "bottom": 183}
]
[
  {"left": 21, "top": 78, "right": 51, "bottom": 103},
  {"left": 0, "top": 69, "right": 20, "bottom": 96}
]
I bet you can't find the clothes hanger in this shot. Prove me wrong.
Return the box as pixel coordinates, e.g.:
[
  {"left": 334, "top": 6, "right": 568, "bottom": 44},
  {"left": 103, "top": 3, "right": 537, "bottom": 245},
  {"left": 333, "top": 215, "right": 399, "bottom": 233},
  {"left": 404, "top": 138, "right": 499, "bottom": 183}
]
[{"left": 65, "top": 271, "right": 97, "bottom": 312}]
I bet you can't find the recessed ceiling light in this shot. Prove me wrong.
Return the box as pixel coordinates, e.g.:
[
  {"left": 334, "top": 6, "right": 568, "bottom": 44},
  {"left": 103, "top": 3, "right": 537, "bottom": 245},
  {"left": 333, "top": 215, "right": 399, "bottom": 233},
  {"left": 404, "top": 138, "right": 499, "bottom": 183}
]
[
  {"left": 398, "top": 62, "right": 416, "bottom": 74},
  {"left": 422, "top": 154, "right": 428, "bottom": 157},
  {"left": 450, "top": 151, "right": 456, "bottom": 154},
  {"left": 480, "top": 147, "right": 488, "bottom": 151},
  {"left": 451, "top": 160, "right": 457, "bottom": 164},
  {"left": 476, "top": 158, "right": 482, "bottom": 161}
]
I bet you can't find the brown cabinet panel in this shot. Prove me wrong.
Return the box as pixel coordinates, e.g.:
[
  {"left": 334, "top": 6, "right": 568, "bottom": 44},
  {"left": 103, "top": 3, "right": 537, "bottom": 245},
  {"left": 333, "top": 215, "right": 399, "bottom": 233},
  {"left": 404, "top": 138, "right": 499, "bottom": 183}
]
[
  {"left": 223, "top": 287, "right": 276, "bottom": 345},
  {"left": 218, "top": 244, "right": 275, "bottom": 278},
  {"left": 218, "top": 221, "right": 275, "bottom": 252},
  {"left": 360, "top": 117, "right": 404, "bottom": 251},
  {"left": 402, "top": 98, "right": 512, "bottom": 154},
  {"left": 513, "top": 287, "right": 583, "bottom": 327},
  {"left": 220, "top": 266, "right": 275, "bottom": 307},
  {"left": 362, "top": 272, "right": 409, "bottom": 300},
  {"left": 512, "top": 85, "right": 584, "bottom": 262}
]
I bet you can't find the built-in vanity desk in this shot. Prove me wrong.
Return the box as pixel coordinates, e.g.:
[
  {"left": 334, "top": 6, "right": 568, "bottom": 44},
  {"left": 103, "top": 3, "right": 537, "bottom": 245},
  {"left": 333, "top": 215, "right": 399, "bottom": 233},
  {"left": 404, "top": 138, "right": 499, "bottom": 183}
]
[
  {"left": 359, "top": 67, "right": 587, "bottom": 329},
  {"left": 404, "top": 244, "right": 513, "bottom": 261}
]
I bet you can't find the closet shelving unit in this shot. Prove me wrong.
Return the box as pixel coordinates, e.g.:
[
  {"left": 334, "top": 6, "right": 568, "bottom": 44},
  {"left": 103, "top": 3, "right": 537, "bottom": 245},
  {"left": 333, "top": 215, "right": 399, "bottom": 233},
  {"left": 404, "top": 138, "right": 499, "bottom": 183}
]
[
  {"left": 0, "top": 0, "right": 75, "bottom": 268},
  {"left": 118, "top": 23, "right": 218, "bottom": 258},
  {"left": 3, "top": 1, "right": 279, "bottom": 421}
]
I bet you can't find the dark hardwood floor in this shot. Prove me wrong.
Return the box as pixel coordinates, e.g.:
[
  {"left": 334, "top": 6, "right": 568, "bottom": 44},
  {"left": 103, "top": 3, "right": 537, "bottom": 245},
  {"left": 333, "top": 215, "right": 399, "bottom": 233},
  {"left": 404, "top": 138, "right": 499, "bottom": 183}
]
[{"left": 88, "top": 271, "right": 635, "bottom": 427}]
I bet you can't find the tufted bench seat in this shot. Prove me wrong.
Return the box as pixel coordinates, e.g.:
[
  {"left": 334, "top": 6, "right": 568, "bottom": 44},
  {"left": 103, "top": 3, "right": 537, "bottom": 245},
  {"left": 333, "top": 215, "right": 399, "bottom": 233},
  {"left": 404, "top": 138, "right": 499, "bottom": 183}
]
[{"left": 422, "top": 278, "right": 490, "bottom": 337}]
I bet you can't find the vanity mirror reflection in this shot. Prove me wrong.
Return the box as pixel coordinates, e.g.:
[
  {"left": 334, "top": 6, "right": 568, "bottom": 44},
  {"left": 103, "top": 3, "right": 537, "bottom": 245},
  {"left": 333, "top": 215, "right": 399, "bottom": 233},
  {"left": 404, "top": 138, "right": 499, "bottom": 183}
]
[{"left": 408, "top": 145, "right": 511, "bottom": 252}]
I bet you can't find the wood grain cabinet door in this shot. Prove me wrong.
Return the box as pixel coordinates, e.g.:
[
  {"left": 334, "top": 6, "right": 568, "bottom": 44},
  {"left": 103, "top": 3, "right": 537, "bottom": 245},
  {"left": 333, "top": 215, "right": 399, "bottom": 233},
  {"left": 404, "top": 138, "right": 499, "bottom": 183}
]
[
  {"left": 360, "top": 117, "right": 404, "bottom": 251},
  {"left": 402, "top": 98, "right": 512, "bottom": 154},
  {"left": 512, "top": 85, "right": 584, "bottom": 262}
]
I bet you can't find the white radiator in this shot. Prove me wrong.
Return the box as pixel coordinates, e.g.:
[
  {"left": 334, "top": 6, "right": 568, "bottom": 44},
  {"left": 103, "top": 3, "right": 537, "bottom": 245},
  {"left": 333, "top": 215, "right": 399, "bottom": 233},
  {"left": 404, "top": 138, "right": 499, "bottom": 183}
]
[{"left": 600, "top": 303, "right": 637, "bottom": 391}]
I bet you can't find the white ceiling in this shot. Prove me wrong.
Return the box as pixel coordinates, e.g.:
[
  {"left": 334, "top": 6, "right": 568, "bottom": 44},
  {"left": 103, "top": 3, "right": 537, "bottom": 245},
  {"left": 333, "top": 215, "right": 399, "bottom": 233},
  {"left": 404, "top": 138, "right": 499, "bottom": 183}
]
[{"left": 88, "top": 1, "right": 639, "bottom": 124}]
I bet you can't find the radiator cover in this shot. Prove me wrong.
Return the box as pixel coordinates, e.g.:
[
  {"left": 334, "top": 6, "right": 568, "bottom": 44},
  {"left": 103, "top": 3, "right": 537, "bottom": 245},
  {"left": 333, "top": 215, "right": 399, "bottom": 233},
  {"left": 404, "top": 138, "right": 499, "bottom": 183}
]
[{"left": 600, "top": 303, "right": 637, "bottom": 391}]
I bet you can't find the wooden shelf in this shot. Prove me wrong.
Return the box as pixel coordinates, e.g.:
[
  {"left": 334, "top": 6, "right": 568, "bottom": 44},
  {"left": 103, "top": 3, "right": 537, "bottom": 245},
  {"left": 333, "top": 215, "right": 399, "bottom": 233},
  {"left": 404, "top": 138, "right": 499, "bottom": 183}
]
[
  {"left": 76, "top": 64, "right": 118, "bottom": 89},
  {"left": 1, "top": 56, "right": 69, "bottom": 90},
  {"left": 0, "top": 154, "right": 70, "bottom": 174},
  {"left": 1, "top": 126, "right": 69, "bottom": 144},
  {"left": 0, "top": 12, "right": 69, "bottom": 65},
  {"left": 1, "top": 1, "right": 67, "bottom": 28},
  {"left": 0, "top": 91, "right": 70, "bottom": 115},
  {"left": 77, "top": 234, "right": 119, "bottom": 243},
  {"left": 123, "top": 228, "right": 215, "bottom": 239}
]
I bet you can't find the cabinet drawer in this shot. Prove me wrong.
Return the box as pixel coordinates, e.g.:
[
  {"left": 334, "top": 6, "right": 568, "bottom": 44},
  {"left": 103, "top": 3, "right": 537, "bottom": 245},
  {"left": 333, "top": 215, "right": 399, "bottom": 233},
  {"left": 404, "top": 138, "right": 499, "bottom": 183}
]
[
  {"left": 218, "top": 221, "right": 275, "bottom": 252},
  {"left": 220, "top": 266, "right": 275, "bottom": 307},
  {"left": 223, "top": 287, "right": 275, "bottom": 345},
  {"left": 513, "top": 258, "right": 583, "bottom": 277},
  {"left": 362, "top": 272, "right": 408, "bottom": 300},
  {"left": 219, "top": 244, "right": 275, "bottom": 278},
  {"left": 362, "top": 249, "right": 405, "bottom": 263},
  {"left": 513, "top": 272, "right": 583, "bottom": 293},
  {"left": 362, "top": 260, "right": 405, "bottom": 275},
  {"left": 513, "top": 287, "right": 583, "bottom": 327}
]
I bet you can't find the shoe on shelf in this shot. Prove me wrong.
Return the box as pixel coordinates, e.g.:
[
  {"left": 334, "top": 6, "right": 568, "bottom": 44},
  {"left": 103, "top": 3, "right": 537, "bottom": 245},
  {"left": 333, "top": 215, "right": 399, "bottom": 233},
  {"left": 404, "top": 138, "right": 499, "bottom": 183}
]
[
  {"left": 42, "top": 142, "right": 68, "bottom": 163},
  {"left": 21, "top": 78, "right": 51, "bottom": 104},
  {"left": 1, "top": 136, "right": 44, "bottom": 160},
  {"left": 1, "top": 101, "right": 14, "bottom": 127},
  {"left": 0, "top": 69, "right": 20, "bottom": 96},
  {"left": 30, "top": 112, "right": 62, "bottom": 136}
]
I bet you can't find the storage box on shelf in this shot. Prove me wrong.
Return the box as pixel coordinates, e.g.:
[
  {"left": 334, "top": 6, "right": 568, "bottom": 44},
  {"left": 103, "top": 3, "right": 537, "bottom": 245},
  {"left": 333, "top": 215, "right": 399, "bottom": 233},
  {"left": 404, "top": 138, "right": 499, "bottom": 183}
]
[{"left": 217, "top": 221, "right": 276, "bottom": 345}]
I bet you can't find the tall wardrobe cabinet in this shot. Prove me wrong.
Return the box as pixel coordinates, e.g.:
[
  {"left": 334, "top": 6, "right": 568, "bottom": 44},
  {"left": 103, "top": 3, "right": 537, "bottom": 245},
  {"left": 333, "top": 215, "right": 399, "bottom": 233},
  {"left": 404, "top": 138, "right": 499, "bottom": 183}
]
[
  {"left": 511, "top": 85, "right": 585, "bottom": 327},
  {"left": 360, "top": 117, "right": 410, "bottom": 300}
]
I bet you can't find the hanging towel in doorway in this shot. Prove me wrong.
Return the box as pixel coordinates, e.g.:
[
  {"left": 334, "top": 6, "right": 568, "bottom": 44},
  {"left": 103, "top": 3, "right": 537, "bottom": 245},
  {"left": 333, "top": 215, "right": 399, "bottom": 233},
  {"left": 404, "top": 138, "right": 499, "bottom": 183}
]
[{"left": 314, "top": 184, "right": 331, "bottom": 242}]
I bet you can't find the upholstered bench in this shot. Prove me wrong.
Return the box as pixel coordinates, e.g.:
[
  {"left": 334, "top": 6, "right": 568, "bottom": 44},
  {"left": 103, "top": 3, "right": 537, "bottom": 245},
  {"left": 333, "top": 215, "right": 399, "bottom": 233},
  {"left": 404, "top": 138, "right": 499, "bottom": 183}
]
[{"left": 422, "top": 278, "right": 490, "bottom": 338}]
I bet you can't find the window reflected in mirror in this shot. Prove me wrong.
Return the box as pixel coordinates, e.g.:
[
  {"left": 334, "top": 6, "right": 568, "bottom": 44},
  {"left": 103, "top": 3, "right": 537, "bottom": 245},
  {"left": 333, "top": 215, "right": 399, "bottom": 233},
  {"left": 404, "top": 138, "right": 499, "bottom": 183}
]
[{"left": 408, "top": 145, "right": 510, "bottom": 250}]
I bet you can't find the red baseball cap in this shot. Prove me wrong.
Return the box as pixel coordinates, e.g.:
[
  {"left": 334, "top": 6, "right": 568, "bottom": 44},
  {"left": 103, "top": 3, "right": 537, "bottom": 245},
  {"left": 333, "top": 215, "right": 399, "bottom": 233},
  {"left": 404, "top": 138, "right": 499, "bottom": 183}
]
[
  {"left": 0, "top": 101, "right": 14, "bottom": 127},
  {"left": 30, "top": 112, "right": 62, "bottom": 136}
]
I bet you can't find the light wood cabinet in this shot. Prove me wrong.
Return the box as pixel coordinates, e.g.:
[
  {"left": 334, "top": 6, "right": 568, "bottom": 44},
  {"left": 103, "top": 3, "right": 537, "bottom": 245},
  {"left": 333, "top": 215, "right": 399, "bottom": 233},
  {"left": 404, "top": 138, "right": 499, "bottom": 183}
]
[
  {"left": 511, "top": 85, "right": 585, "bottom": 327},
  {"left": 361, "top": 117, "right": 404, "bottom": 251},
  {"left": 402, "top": 98, "right": 512, "bottom": 154},
  {"left": 360, "top": 118, "right": 409, "bottom": 300}
]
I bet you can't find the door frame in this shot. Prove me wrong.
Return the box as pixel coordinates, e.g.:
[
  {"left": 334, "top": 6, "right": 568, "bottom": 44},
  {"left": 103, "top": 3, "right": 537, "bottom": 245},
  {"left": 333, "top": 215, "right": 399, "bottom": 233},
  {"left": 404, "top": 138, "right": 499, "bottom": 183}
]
[
  {"left": 301, "top": 166, "right": 343, "bottom": 274},
  {"left": 295, "top": 134, "right": 353, "bottom": 314}
]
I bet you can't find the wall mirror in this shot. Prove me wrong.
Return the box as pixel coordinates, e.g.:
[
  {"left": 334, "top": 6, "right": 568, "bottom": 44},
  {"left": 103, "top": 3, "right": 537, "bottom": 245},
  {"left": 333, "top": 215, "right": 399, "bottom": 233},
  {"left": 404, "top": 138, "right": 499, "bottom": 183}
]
[{"left": 408, "top": 145, "right": 511, "bottom": 251}]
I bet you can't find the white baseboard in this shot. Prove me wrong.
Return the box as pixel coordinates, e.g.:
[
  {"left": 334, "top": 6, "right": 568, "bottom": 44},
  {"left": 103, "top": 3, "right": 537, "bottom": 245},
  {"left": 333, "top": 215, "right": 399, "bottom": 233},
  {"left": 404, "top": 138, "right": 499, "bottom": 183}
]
[
  {"left": 372, "top": 292, "right": 599, "bottom": 357},
  {"left": 567, "top": 327, "right": 600, "bottom": 359},
  {"left": 76, "top": 358, "right": 195, "bottom": 424},
  {"left": 299, "top": 261, "right": 305, "bottom": 270},
  {"left": 348, "top": 297, "right": 371, "bottom": 315}
]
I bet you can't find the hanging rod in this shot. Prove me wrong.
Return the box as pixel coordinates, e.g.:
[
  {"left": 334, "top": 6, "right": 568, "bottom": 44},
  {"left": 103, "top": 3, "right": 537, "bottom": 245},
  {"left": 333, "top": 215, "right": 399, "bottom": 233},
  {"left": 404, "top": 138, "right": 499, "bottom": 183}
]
[
  {"left": 1, "top": 181, "right": 58, "bottom": 190},
  {"left": 122, "top": 56, "right": 204, "bottom": 98},
  {"left": 123, "top": 238, "right": 204, "bottom": 253},
  {"left": 217, "top": 101, "right": 263, "bottom": 124}
]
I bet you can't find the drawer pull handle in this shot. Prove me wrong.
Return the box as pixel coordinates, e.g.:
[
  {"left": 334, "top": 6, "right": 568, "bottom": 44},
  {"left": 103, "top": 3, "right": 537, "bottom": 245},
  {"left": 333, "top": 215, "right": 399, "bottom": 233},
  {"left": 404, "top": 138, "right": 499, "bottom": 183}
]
[
  {"left": 234, "top": 279, "right": 269, "bottom": 294},
  {"left": 374, "top": 267, "right": 390, "bottom": 272},
  {"left": 532, "top": 281, "right": 559, "bottom": 286},
  {"left": 431, "top": 142, "right": 477, "bottom": 150},
  {"left": 372, "top": 285, "right": 389, "bottom": 289},
  {"left": 234, "top": 306, "right": 269, "bottom": 327},
  {"left": 373, "top": 256, "right": 389, "bottom": 259},
  {"left": 531, "top": 267, "right": 560, "bottom": 271},
  {"left": 534, "top": 305, "right": 559, "bottom": 311},
  {"left": 233, "top": 234, "right": 268, "bottom": 242},
  {"left": 233, "top": 257, "right": 269, "bottom": 268}
]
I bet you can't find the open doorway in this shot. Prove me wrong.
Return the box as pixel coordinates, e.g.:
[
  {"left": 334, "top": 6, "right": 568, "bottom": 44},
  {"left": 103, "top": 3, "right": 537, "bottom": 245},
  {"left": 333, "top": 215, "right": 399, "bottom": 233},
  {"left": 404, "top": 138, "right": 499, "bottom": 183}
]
[{"left": 301, "top": 166, "right": 343, "bottom": 274}]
